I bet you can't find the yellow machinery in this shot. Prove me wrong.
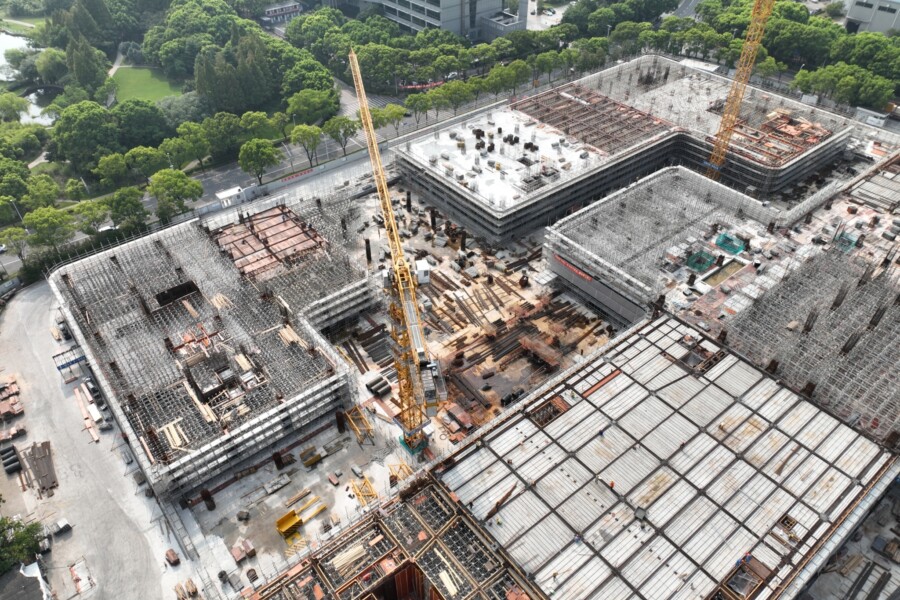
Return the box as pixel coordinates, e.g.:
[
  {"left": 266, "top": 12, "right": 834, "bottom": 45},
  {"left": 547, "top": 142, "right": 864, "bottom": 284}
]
[
  {"left": 349, "top": 49, "right": 445, "bottom": 453},
  {"left": 706, "top": 0, "right": 777, "bottom": 180}
]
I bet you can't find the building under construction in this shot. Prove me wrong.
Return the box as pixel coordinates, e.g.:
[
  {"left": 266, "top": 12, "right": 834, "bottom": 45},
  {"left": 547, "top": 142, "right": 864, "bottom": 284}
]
[
  {"left": 396, "top": 56, "right": 897, "bottom": 244},
  {"left": 48, "top": 192, "right": 373, "bottom": 498},
  {"left": 544, "top": 167, "right": 775, "bottom": 327},
  {"left": 726, "top": 250, "right": 900, "bottom": 445},
  {"left": 248, "top": 315, "right": 898, "bottom": 600}
]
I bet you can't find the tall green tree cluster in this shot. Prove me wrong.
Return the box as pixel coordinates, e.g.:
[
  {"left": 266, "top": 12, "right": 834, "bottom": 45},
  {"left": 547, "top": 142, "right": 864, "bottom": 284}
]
[{"left": 52, "top": 99, "right": 172, "bottom": 172}]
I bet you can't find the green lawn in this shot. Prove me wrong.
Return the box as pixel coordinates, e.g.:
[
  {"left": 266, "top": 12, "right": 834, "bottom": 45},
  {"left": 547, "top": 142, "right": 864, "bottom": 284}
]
[
  {"left": 113, "top": 67, "right": 182, "bottom": 102},
  {"left": 0, "top": 19, "right": 34, "bottom": 34}
]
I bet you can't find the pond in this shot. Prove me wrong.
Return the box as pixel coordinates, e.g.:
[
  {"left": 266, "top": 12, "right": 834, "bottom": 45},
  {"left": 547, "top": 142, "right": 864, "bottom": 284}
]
[
  {"left": 0, "top": 32, "right": 58, "bottom": 124},
  {"left": 0, "top": 31, "right": 30, "bottom": 81}
]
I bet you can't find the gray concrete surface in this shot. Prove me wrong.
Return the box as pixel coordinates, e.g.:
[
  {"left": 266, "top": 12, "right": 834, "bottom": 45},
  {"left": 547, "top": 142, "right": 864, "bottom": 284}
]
[{"left": 0, "top": 282, "right": 196, "bottom": 600}]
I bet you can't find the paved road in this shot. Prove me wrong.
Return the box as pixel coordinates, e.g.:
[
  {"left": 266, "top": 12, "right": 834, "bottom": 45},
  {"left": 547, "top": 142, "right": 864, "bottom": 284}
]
[{"left": 0, "top": 283, "right": 194, "bottom": 599}]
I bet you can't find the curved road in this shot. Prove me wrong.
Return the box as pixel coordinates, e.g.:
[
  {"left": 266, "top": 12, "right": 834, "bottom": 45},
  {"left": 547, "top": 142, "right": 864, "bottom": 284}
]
[{"left": 0, "top": 283, "right": 194, "bottom": 599}]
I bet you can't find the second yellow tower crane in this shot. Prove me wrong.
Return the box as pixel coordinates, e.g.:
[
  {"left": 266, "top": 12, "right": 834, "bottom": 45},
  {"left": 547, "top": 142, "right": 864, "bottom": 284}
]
[{"left": 348, "top": 49, "right": 444, "bottom": 454}]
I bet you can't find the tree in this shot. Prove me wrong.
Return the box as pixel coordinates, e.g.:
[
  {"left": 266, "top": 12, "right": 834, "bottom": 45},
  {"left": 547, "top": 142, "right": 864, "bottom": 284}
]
[
  {"left": 534, "top": 51, "right": 561, "bottom": 84},
  {"left": 0, "top": 158, "right": 29, "bottom": 202},
  {"left": 72, "top": 199, "right": 109, "bottom": 234},
  {"left": 0, "top": 93, "right": 28, "bottom": 123},
  {"left": 106, "top": 186, "right": 147, "bottom": 233},
  {"left": 755, "top": 56, "right": 785, "bottom": 79},
  {"left": 824, "top": 1, "right": 844, "bottom": 16},
  {"left": 0, "top": 227, "right": 29, "bottom": 261},
  {"left": 159, "top": 137, "right": 191, "bottom": 169},
  {"left": 291, "top": 124, "right": 323, "bottom": 165},
  {"left": 507, "top": 60, "right": 531, "bottom": 93},
  {"left": 0, "top": 516, "right": 43, "bottom": 574},
  {"left": 21, "top": 174, "right": 59, "bottom": 212},
  {"left": 239, "top": 139, "right": 282, "bottom": 185},
  {"left": 23, "top": 206, "right": 75, "bottom": 251},
  {"left": 271, "top": 112, "right": 291, "bottom": 139},
  {"left": 157, "top": 92, "right": 212, "bottom": 130},
  {"left": 405, "top": 93, "right": 431, "bottom": 124},
  {"left": 322, "top": 116, "right": 359, "bottom": 156},
  {"left": 66, "top": 35, "right": 108, "bottom": 94},
  {"left": 125, "top": 146, "right": 169, "bottom": 181},
  {"left": 287, "top": 88, "right": 338, "bottom": 125},
  {"left": 381, "top": 104, "right": 406, "bottom": 136},
  {"left": 35, "top": 48, "right": 68, "bottom": 85},
  {"left": 111, "top": 99, "right": 171, "bottom": 150},
  {"left": 439, "top": 81, "right": 475, "bottom": 115},
  {"left": 148, "top": 169, "right": 202, "bottom": 224},
  {"left": 176, "top": 121, "right": 211, "bottom": 169},
  {"left": 65, "top": 178, "right": 87, "bottom": 201},
  {"left": 93, "top": 153, "right": 128, "bottom": 190},
  {"left": 240, "top": 111, "right": 271, "bottom": 139},
  {"left": 53, "top": 101, "right": 121, "bottom": 173},
  {"left": 201, "top": 112, "right": 242, "bottom": 161},
  {"left": 428, "top": 88, "right": 450, "bottom": 119}
]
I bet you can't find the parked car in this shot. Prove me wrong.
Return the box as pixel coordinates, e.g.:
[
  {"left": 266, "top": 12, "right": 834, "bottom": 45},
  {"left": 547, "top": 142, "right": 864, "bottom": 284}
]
[
  {"left": 165, "top": 548, "right": 180, "bottom": 566},
  {"left": 83, "top": 377, "right": 102, "bottom": 402},
  {"left": 0, "top": 244, "right": 6, "bottom": 254}
]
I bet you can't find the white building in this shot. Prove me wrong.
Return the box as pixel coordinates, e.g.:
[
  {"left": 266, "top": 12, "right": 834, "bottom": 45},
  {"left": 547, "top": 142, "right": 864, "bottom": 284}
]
[
  {"left": 846, "top": 0, "right": 900, "bottom": 33},
  {"left": 371, "top": 0, "right": 527, "bottom": 40}
]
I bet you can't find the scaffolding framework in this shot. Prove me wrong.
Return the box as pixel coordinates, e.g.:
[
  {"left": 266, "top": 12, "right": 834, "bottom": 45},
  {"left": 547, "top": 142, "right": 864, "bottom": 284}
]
[
  {"left": 728, "top": 250, "right": 900, "bottom": 443},
  {"left": 48, "top": 189, "right": 372, "bottom": 496}
]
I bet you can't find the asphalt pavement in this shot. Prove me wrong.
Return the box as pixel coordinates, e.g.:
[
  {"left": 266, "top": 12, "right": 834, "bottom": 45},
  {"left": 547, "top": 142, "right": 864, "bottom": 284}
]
[{"left": 0, "top": 282, "right": 197, "bottom": 599}]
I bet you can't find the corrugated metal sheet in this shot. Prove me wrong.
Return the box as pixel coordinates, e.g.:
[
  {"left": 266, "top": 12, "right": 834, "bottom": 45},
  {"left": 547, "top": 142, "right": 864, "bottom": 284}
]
[
  {"left": 666, "top": 497, "right": 717, "bottom": 545},
  {"left": 586, "top": 576, "right": 632, "bottom": 600},
  {"left": 493, "top": 490, "right": 549, "bottom": 544},
  {"left": 599, "top": 383, "right": 648, "bottom": 419},
  {"left": 489, "top": 419, "right": 539, "bottom": 456},
  {"left": 645, "top": 362, "right": 688, "bottom": 391},
  {"left": 538, "top": 457, "right": 593, "bottom": 507},
  {"left": 713, "top": 359, "right": 762, "bottom": 398},
  {"left": 618, "top": 395, "right": 671, "bottom": 439},
  {"left": 620, "top": 536, "right": 675, "bottom": 587},
  {"left": 545, "top": 400, "right": 596, "bottom": 440},
  {"left": 556, "top": 556, "right": 612, "bottom": 600},
  {"left": 437, "top": 317, "right": 891, "bottom": 600},
  {"left": 642, "top": 413, "right": 698, "bottom": 458},
  {"left": 681, "top": 384, "right": 733, "bottom": 427},
  {"left": 535, "top": 545, "right": 592, "bottom": 598},
  {"left": 517, "top": 441, "right": 567, "bottom": 483},
  {"left": 443, "top": 447, "right": 503, "bottom": 491},
  {"left": 577, "top": 427, "right": 635, "bottom": 473},
  {"left": 586, "top": 372, "right": 633, "bottom": 407},
  {"left": 686, "top": 445, "right": 736, "bottom": 490},
  {"left": 707, "top": 460, "right": 756, "bottom": 505},
  {"left": 599, "top": 447, "right": 661, "bottom": 495},
  {"left": 506, "top": 512, "right": 571, "bottom": 573},
  {"left": 600, "top": 523, "right": 655, "bottom": 567},
  {"left": 795, "top": 411, "right": 839, "bottom": 452},
  {"left": 628, "top": 467, "right": 677, "bottom": 509},
  {"left": 647, "top": 479, "right": 696, "bottom": 528},
  {"left": 557, "top": 404, "right": 610, "bottom": 452}
]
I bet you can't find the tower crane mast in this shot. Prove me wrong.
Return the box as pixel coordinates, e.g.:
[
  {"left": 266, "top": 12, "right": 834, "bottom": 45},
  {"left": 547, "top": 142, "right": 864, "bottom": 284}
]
[
  {"left": 706, "top": 0, "right": 777, "bottom": 180},
  {"left": 348, "top": 49, "right": 443, "bottom": 453}
]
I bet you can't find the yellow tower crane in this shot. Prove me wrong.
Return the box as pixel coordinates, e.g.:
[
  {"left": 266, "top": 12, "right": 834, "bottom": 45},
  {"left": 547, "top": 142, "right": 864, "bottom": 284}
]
[
  {"left": 706, "top": 0, "right": 777, "bottom": 180},
  {"left": 348, "top": 49, "right": 444, "bottom": 454}
]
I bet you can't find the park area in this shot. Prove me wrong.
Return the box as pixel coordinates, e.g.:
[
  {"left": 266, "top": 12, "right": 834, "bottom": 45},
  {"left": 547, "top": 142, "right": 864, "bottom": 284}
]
[{"left": 112, "top": 67, "right": 181, "bottom": 102}]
